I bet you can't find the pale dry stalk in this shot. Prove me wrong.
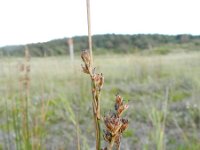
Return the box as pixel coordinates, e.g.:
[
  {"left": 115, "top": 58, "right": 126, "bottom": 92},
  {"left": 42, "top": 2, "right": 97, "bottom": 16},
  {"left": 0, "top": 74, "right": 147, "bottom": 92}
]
[
  {"left": 18, "top": 45, "right": 31, "bottom": 148},
  {"left": 85, "top": 0, "right": 101, "bottom": 148},
  {"left": 81, "top": 50, "right": 103, "bottom": 150}
]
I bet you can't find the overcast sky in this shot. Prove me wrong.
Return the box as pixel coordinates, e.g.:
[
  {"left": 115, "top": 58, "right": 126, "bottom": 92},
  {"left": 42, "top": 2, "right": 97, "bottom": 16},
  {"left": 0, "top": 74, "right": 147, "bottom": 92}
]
[{"left": 0, "top": 0, "right": 200, "bottom": 46}]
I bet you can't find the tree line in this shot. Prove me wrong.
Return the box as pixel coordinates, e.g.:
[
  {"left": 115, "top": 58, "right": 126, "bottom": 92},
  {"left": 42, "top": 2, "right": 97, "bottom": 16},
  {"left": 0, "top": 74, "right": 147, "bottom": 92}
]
[{"left": 1, "top": 34, "right": 200, "bottom": 57}]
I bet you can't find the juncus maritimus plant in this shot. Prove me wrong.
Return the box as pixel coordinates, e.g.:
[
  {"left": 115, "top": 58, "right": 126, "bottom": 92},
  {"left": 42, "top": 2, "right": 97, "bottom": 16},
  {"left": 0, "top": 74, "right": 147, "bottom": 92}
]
[{"left": 81, "top": 50, "right": 128, "bottom": 150}]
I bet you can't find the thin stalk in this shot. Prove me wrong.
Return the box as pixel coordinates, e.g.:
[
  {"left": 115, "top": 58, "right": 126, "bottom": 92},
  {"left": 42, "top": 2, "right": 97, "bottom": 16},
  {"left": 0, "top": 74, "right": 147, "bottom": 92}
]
[
  {"left": 86, "top": 0, "right": 93, "bottom": 63},
  {"left": 76, "top": 124, "right": 80, "bottom": 150},
  {"left": 17, "top": 75, "right": 23, "bottom": 149},
  {"left": 86, "top": 0, "right": 101, "bottom": 149},
  {"left": 97, "top": 119, "right": 101, "bottom": 147},
  {"left": 76, "top": 112, "right": 80, "bottom": 150},
  {"left": 107, "top": 138, "right": 115, "bottom": 150},
  {"left": 6, "top": 62, "right": 13, "bottom": 150},
  {"left": 12, "top": 102, "right": 20, "bottom": 150},
  {"left": 117, "top": 143, "right": 120, "bottom": 150},
  {"left": 5, "top": 97, "right": 10, "bottom": 150},
  {"left": 20, "top": 46, "right": 31, "bottom": 150},
  {"left": 91, "top": 89, "right": 101, "bottom": 150},
  {"left": 25, "top": 94, "right": 31, "bottom": 149}
]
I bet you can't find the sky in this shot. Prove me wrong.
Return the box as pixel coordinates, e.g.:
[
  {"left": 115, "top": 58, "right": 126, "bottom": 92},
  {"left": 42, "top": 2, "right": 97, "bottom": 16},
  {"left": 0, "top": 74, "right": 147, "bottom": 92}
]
[{"left": 0, "top": 0, "right": 200, "bottom": 47}]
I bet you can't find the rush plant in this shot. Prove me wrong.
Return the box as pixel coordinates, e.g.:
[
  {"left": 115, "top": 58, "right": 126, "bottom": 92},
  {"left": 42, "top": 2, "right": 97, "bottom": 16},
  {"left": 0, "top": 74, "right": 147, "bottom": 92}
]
[{"left": 81, "top": 50, "right": 129, "bottom": 150}]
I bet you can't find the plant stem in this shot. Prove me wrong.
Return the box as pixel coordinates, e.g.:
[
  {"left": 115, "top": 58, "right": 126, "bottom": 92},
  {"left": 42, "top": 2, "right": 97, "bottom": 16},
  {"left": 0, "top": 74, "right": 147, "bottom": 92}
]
[
  {"left": 76, "top": 111, "right": 80, "bottom": 150},
  {"left": 91, "top": 84, "right": 101, "bottom": 150},
  {"left": 117, "top": 144, "right": 120, "bottom": 150},
  {"left": 108, "top": 138, "right": 115, "bottom": 150},
  {"left": 86, "top": 0, "right": 93, "bottom": 63},
  {"left": 97, "top": 119, "right": 101, "bottom": 149},
  {"left": 86, "top": 0, "right": 101, "bottom": 149},
  {"left": 76, "top": 123, "right": 80, "bottom": 150}
]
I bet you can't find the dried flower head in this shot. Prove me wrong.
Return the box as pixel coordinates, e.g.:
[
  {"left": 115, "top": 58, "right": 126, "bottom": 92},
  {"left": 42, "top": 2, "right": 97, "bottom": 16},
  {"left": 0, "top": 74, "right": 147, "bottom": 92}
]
[
  {"left": 81, "top": 50, "right": 91, "bottom": 66},
  {"left": 116, "top": 95, "right": 123, "bottom": 104},
  {"left": 117, "top": 104, "right": 129, "bottom": 117},
  {"left": 104, "top": 115, "right": 122, "bottom": 135},
  {"left": 92, "top": 73, "right": 104, "bottom": 91},
  {"left": 120, "top": 118, "right": 129, "bottom": 133},
  {"left": 81, "top": 50, "right": 92, "bottom": 75},
  {"left": 103, "top": 130, "right": 112, "bottom": 142},
  {"left": 81, "top": 64, "right": 90, "bottom": 74},
  {"left": 103, "top": 95, "right": 129, "bottom": 149},
  {"left": 114, "top": 94, "right": 129, "bottom": 117}
]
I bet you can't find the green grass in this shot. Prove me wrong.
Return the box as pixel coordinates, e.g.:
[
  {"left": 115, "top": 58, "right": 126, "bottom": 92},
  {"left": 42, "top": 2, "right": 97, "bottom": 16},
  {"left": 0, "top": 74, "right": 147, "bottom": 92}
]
[{"left": 0, "top": 52, "right": 200, "bottom": 149}]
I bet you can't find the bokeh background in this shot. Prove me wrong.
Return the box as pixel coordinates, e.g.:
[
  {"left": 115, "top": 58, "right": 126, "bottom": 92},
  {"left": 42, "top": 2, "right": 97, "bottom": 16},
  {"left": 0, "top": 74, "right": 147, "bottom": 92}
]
[{"left": 0, "top": 0, "right": 200, "bottom": 150}]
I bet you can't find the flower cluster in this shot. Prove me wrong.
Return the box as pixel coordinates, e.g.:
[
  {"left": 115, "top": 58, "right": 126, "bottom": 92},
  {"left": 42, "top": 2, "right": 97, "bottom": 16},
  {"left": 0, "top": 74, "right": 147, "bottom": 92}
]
[
  {"left": 81, "top": 50, "right": 104, "bottom": 90},
  {"left": 81, "top": 50, "right": 91, "bottom": 74},
  {"left": 81, "top": 50, "right": 104, "bottom": 119},
  {"left": 103, "top": 95, "right": 129, "bottom": 149},
  {"left": 81, "top": 50, "right": 129, "bottom": 149},
  {"left": 92, "top": 73, "right": 104, "bottom": 92}
]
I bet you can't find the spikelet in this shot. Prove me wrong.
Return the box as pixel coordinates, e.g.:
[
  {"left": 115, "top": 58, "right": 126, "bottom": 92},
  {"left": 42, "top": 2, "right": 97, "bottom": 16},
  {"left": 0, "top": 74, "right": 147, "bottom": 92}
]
[
  {"left": 103, "top": 95, "right": 129, "bottom": 149},
  {"left": 81, "top": 50, "right": 91, "bottom": 74}
]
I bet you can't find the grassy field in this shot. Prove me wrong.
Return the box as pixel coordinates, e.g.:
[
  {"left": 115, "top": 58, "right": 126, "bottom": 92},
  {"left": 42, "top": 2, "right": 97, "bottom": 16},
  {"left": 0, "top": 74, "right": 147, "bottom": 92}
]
[{"left": 0, "top": 52, "right": 200, "bottom": 150}]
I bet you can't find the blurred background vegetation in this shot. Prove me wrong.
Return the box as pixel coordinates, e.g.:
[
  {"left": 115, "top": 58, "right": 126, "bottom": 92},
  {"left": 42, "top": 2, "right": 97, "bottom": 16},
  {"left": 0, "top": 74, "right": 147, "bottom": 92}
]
[
  {"left": 1, "top": 34, "right": 200, "bottom": 57},
  {"left": 0, "top": 34, "right": 200, "bottom": 150}
]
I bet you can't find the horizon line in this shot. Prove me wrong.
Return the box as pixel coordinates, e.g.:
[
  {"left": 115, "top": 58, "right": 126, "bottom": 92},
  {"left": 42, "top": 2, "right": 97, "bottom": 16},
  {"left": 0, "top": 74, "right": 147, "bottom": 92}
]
[{"left": 1, "top": 33, "right": 200, "bottom": 48}]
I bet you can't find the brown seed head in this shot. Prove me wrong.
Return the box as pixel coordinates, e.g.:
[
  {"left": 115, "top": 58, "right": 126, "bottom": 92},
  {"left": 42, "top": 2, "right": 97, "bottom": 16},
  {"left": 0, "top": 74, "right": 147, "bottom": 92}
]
[
  {"left": 104, "top": 115, "right": 122, "bottom": 135},
  {"left": 117, "top": 104, "right": 129, "bottom": 117},
  {"left": 120, "top": 118, "right": 129, "bottom": 133},
  {"left": 92, "top": 73, "right": 104, "bottom": 90},
  {"left": 81, "top": 64, "right": 90, "bottom": 74},
  {"left": 116, "top": 95, "right": 123, "bottom": 104},
  {"left": 99, "top": 73, "right": 104, "bottom": 90},
  {"left": 103, "top": 95, "right": 129, "bottom": 148},
  {"left": 81, "top": 50, "right": 91, "bottom": 66},
  {"left": 103, "top": 130, "right": 112, "bottom": 143},
  {"left": 114, "top": 134, "right": 121, "bottom": 145}
]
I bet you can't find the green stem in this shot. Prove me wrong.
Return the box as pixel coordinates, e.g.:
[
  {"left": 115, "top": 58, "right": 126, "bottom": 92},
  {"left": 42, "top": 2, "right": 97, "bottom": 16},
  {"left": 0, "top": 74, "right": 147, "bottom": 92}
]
[
  {"left": 92, "top": 97, "right": 101, "bottom": 150},
  {"left": 97, "top": 119, "right": 101, "bottom": 150},
  {"left": 25, "top": 94, "right": 31, "bottom": 149},
  {"left": 91, "top": 80, "right": 101, "bottom": 150}
]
